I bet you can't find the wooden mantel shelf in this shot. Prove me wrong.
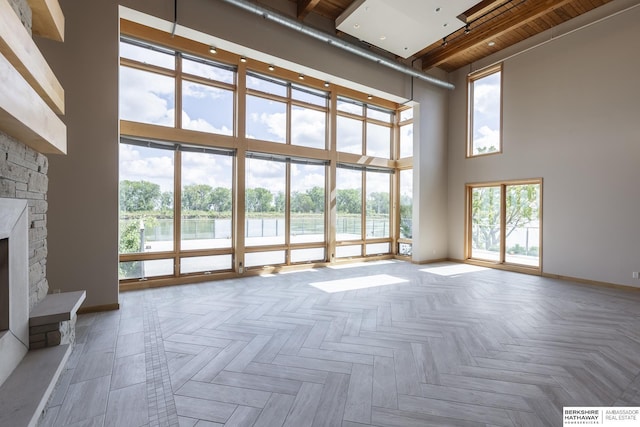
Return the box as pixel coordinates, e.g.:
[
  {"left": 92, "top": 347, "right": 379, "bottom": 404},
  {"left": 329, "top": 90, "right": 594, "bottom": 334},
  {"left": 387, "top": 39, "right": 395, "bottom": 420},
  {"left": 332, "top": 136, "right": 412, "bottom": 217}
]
[
  {"left": 0, "top": 0, "right": 64, "bottom": 115},
  {"left": 0, "top": 0, "right": 66, "bottom": 155},
  {"left": 0, "top": 53, "right": 66, "bottom": 155},
  {"left": 27, "top": 0, "right": 65, "bottom": 42}
]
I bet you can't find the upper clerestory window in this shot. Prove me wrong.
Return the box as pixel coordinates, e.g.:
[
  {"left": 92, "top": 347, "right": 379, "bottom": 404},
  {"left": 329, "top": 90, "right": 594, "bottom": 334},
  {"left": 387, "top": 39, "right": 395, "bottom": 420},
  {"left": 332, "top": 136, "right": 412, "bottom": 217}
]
[{"left": 467, "top": 64, "right": 502, "bottom": 157}]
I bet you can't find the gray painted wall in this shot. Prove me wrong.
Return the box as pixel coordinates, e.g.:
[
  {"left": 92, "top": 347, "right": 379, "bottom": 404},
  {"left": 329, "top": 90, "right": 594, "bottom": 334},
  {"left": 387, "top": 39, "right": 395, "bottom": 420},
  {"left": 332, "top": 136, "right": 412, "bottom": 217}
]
[
  {"left": 447, "top": 4, "right": 640, "bottom": 287},
  {"left": 36, "top": 0, "right": 120, "bottom": 308},
  {"left": 36, "top": 0, "right": 451, "bottom": 307}
]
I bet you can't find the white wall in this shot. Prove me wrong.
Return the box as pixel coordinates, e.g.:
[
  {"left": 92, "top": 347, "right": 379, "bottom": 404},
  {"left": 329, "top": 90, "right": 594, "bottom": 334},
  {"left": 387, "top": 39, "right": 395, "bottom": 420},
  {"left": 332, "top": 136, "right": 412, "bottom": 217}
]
[
  {"left": 412, "top": 80, "right": 449, "bottom": 262},
  {"left": 36, "top": 0, "right": 455, "bottom": 307},
  {"left": 447, "top": 4, "right": 640, "bottom": 286}
]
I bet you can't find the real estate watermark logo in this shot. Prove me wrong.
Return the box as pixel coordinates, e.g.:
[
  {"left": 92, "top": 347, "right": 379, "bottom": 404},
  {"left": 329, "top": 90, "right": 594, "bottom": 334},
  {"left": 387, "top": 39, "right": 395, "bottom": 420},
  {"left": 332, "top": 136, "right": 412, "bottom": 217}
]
[{"left": 563, "top": 407, "right": 640, "bottom": 426}]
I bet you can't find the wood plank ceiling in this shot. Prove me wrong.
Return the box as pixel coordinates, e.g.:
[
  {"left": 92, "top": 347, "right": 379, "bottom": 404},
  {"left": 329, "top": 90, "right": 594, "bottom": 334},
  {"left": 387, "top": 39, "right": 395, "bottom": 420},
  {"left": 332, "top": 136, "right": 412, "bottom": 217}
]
[{"left": 263, "top": 0, "right": 615, "bottom": 72}]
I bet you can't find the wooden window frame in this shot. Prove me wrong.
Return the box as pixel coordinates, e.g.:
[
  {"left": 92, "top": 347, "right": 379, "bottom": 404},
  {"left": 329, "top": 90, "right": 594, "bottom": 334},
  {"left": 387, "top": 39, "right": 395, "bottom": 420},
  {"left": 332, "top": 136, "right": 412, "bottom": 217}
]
[
  {"left": 117, "top": 19, "right": 404, "bottom": 289},
  {"left": 465, "top": 178, "right": 543, "bottom": 274},
  {"left": 467, "top": 63, "right": 503, "bottom": 158}
]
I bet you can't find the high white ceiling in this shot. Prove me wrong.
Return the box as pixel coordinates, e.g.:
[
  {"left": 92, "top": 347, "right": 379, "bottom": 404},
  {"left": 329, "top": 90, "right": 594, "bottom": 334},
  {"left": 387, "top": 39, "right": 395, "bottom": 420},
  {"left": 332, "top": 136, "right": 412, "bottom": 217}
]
[{"left": 336, "top": 0, "right": 482, "bottom": 58}]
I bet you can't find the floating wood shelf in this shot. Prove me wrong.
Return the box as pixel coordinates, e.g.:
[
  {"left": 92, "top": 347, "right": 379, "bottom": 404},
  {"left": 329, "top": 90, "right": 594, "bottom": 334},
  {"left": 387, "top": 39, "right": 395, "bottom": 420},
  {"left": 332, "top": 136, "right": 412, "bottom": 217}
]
[
  {"left": 0, "top": 52, "right": 66, "bottom": 154},
  {"left": 0, "top": 0, "right": 64, "bottom": 115},
  {"left": 26, "top": 0, "right": 64, "bottom": 42}
]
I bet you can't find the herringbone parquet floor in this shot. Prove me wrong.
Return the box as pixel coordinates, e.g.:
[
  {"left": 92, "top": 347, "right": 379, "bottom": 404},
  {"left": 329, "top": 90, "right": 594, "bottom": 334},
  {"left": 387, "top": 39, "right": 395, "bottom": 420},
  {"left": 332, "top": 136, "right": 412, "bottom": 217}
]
[{"left": 41, "top": 261, "right": 640, "bottom": 427}]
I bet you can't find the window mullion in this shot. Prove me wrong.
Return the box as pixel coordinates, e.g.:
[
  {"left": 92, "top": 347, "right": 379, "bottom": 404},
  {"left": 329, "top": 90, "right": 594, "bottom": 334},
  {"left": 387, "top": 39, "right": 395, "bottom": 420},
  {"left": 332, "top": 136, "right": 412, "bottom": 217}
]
[
  {"left": 500, "top": 184, "right": 507, "bottom": 264},
  {"left": 174, "top": 148, "right": 182, "bottom": 276}
]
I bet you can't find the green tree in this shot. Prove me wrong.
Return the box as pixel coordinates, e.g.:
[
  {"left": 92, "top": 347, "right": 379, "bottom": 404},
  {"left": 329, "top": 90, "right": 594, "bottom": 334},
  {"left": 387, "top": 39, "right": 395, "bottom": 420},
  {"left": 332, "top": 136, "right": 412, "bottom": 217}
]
[
  {"left": 119, "top": 180, "right": 161, "bottom": 212},
  {"left": 367, "top": 192, "right": 390, "bottom": 214},
  {"left": 274, "top": 191, "right": 285, "bottom": 213},
  {"left": 246, "top": 187, "right": 273, "bottom": 213},
  {"left": 210, "top": 187, "right": 232, "bottom": 212},
  {"left": 399, "top": 194, "right": 412, "bottom": 239},
  {"left": 182, "top": 184, "right": 214, "bottom": 211},
  {"left": 291, "top": 191, "right": 314, "bottom": 213},
  {"left": 160, "top": 191, "right": 173, "bottom": 210},
  {"left": 472, "top": 187, "right": 501, "bottom": 251},
  {"left": 306, "top": 186, "right": 324, "bottom": 213},
  {"left": 337, "top": 189, "right": 361, "bottom": 214},
  {"left": 472, "top": 184, "right": 539, "bottom": 251}
]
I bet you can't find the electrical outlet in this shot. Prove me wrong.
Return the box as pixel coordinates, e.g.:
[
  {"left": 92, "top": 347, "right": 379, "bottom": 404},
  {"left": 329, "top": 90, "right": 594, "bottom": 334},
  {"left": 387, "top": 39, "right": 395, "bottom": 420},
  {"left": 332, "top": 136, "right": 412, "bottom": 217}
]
[{"left": 633, "top": 272, "right": 639, "bottom": 280}]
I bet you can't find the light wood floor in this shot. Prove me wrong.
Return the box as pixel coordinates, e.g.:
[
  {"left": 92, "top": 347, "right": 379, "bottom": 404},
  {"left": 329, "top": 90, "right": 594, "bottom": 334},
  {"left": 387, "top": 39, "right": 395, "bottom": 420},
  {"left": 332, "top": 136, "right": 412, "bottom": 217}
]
[{"left": 40, "top": 261, "right": 640, "bottom": 426}]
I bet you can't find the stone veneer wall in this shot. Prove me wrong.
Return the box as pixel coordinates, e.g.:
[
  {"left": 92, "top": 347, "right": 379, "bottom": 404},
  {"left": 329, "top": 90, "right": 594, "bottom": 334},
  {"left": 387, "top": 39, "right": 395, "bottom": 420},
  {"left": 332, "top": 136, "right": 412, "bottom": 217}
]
[
  {"left": 2, "top": 0, "right": 49, "bottom": 310},
  {"left": 0, "top": 133, "right": 49, "bottom": 309},
  {"left": 8, "top": 0, "right": 32, "bottom": 33}
]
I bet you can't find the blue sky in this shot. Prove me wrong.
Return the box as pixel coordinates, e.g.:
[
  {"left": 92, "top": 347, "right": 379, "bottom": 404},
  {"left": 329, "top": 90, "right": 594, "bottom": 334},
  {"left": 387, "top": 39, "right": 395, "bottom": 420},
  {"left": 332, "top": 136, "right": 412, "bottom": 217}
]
[{"left": 119, "top": 41, "right": 404, "bottom": 197}]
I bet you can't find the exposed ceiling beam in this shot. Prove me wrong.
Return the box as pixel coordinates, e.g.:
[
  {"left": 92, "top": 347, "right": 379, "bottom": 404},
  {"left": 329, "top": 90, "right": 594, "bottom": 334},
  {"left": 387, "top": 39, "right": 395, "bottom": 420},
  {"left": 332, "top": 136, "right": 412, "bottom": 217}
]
[
  {"left": 457, "top": 0, "right": 511, "bottom": 23},
  {"left": 421, "top": 0, "right": 575, "bottom": 70},
  {"left": 297, "top": 0, "right": 321, "bottom": 20}
]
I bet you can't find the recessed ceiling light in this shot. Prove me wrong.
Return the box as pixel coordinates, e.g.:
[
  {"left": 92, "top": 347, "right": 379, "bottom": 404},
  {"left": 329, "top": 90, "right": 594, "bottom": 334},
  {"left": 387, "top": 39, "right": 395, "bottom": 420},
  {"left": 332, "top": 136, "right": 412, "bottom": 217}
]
[
  {"left": 268, "top": 64, "right": 275, "bottom": 71},
  {"left": 488, "top": 41, "right": 496, "bottom": 47},
  {"left": 298, "top": 74, "right": 305, "bottom": 80},
  {"left": 324, "top": 81, "right": 330, "bottom": 88},
  {"left": 379, "top": 35, "right": 386, "bottom": 40},
  {"left": 240, "top": 56, "right": 247, "bottom": 63},
  {"left": 367, "top": 94, "right": 373, "bottom": 100},
  {"left": 209, "top": 46, "right": 217, "bottom": 54},
  {"left": 353, "top": 23, "right": 360, "bottom": 29}
]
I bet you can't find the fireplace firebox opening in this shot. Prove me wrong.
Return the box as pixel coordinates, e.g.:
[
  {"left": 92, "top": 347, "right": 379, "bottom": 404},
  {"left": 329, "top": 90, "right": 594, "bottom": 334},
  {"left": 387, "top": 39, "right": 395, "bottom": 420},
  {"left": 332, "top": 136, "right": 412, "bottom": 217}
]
[{"left": 0, "top": 238, "right": 8, "bottom": 333}]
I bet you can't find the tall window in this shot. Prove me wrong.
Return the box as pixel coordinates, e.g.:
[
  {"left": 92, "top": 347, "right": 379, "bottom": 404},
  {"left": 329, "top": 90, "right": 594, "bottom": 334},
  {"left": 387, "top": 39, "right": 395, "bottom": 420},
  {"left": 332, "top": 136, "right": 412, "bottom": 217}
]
[
  {"left": 468, "top": 64, "right": 502, "bottom": 157},
  {"left": 245, "top": 156, "right": 286, "bottom": 247},
  {"left": 398, "top": 107, "right": 413, "bottom": 159},
  {"left": 119, "top": 40, "right": 176, "bottom": 127},
  {"left": 181, "top": 56, "right": 235, "bottom": 136},
  {"left": 398, "top": 168, "right": 413, "bottom": 256},
  {"left": 335, "top": 165, "right": 393, "bottom": 258},
  {"left": 119, "top": 27, "right": 405, "bottom": 285},
  {"left": 246, "top": 73, "right": 328, "bottom": 148},
  {"left": 180, "top": 148, "right": 234, "bottom": 274},
  {"left": 336, "top": 97, "right": 393, "bottom": 158},
  {"left": 119, "top": 143, "right": 175, "bottom": 280},
  {"left": 467, "top": 180, "right": 541, "bottom": 269}
]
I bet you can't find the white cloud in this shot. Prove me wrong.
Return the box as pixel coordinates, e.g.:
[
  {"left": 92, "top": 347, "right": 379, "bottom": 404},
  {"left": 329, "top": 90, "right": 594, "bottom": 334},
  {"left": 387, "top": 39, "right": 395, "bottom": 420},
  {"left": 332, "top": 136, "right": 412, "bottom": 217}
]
[
  {"left": 181, "top": 151, "right": 232, "bottom": 188},
  {"left": 119, "top": 67, "right": 174, "bottom": 126},
  {"left": 291, "top": 107, "right": 326, "bottom": 149},
  {"left": 119, "top": 144, "right": 174, "bottom": 192},
  {"left": 182, "top": 81, "right": 228, "bottom": 100},
  {"left": 337, "top": 116, "right": 362, "bottom": 154},
  {"left": 181, "top": 111, "right": 232, "bottom": 135},
  {"left": 182, "top": 59, "right": 234, "bottom": 83},
  {"left": 473, "top": 126, "right": 500, "bottom": 151}
]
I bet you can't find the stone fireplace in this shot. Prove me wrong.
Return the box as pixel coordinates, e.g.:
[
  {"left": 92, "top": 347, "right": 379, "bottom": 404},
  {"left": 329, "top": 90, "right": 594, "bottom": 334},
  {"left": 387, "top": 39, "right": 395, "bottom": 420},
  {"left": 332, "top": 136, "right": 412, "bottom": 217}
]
[{"left": 0, "top": 198, "right": 29, "bottom": 387}]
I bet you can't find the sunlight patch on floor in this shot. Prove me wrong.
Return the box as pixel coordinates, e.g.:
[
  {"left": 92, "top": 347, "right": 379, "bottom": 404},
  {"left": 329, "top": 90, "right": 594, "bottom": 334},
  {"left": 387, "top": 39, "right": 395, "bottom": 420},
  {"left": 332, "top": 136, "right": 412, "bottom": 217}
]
[
  {"left": 309, "top": 274, "right": 408, "bottom": 293},
  {"left": 327, "top": 260, "right": 397, "bottom": 270},
  {"left": 421, "top": 263, "right": 488, "bottom": 276}
]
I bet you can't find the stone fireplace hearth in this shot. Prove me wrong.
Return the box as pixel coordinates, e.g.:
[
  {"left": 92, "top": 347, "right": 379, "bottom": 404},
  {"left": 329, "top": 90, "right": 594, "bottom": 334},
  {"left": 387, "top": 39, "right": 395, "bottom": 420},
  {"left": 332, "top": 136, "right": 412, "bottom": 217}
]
[{"left": 0, "top": 198, "right": 29, "bottom": 388}]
